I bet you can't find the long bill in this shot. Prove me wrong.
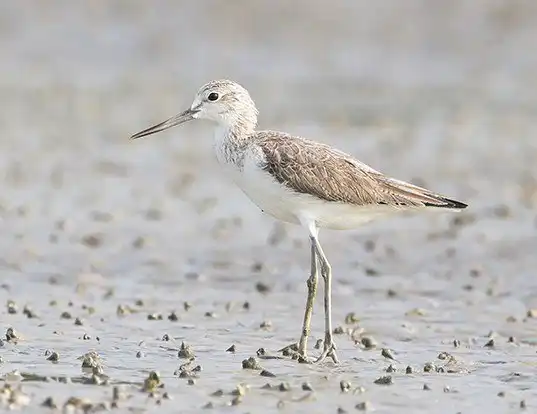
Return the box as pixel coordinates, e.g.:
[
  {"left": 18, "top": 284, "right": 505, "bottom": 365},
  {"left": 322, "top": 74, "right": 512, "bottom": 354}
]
[{"left": 130, "top": 108, "right": 198, "bottom": 140}]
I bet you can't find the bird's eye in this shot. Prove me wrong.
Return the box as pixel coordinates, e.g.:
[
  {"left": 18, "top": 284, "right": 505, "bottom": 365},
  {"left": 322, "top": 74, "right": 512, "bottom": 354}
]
[{"left": 207, "top": 92, "right": 219, "bottom": 102}]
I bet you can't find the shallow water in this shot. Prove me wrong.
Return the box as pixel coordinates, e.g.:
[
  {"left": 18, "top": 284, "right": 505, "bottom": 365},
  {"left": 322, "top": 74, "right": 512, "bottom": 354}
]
[{"left": 1, "top": 1, "right": 537, "bottom": 412}]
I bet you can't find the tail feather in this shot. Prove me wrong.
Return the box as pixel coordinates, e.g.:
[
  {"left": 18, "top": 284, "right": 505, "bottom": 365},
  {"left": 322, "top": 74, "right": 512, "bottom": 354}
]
[
  {"left": 424, "top": 196, "right": 467, "bottom": 209},
  {"left": 381, "top": 177, "right": 467, "bottom": 210}
]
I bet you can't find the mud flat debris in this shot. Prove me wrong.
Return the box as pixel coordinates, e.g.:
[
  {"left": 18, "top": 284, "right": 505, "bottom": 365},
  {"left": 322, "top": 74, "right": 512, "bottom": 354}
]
[
  {"left": 381, "top": 348, "right": 395, "bottom": 360},
  {"left": 360, "top": 336, "right": 377, "bottom": 349},
  {"left": 374, "top": 375, "right": 393, "bottom": 385},
  {"left": 344, "top": 312, "right": 360, "bottom": 324},
  {"left": 81, "top": 233, "right": 103, "bottom": 248},
  {"left": 116, "top": 304, "right": 134, "bottom": 316},
  {"left": 231, "top": 383, "right": 249, "bottom": 396},
  {"left": 278, "top": 382, "right": 291, "bottom": 392},
  {"left": 260, "top": 369, "right": 276, "bottom": 378},
  {"left": 424, "top": 362, "right": 436, "bottom": 373},
  {"left": 301, "top": 382, "right": 313, "bottom": 391},
  {"left": 211, "top": 389, "right": 224, "bottom": 397},
  {"left": 259, "top": 320, "right": 272, "bottom": 330},
  {"left": 526, "top": 308, "right": 537, "bottom": 318},
  {"left": 279, "top": 343, "right": 298, "bottom": 357},
  {"left": 255, "top": 348, "right": 283, "bottom": 361},
  {"left": 174, "top": 360, "right": 202, "bottom": 379},
  {"left": 142, "top": 371, "right": 162, "bottom": 393},
  {"left": 178, "top": 341, "right": 195, "bottom": 359},
  {"left": 0, "top": 383, "right": 30, "bottom": 409},
  {"left": 41, "top": 396, "right": 58, "bottom": 409},
  {"left": 242, "top": 357, "right": 262, "bottom": 370},
  {"left": 45, "top": 350, "right": 59, "bottom": 362},
  {"left": 340, "top": 380, "right": 351, "bottom": 392},
  {"left": 168, "top": 311, "right": 179, "bottom": 321},
  {"left": 22, "top": 305, "right": 37, "bottom": 318},
  {"left": 355, "top": 401, "right": 371, "bottom": 411},
  {"left": 6, "top": 328, "right": 19, "bottom": 343},
  {"left": 333, "top": 326, "right": 346, "bottom": 335},
  {"left": 78, "top": 351, "right": 103, "bottom": 372},
  {"left": 255, "top": 281, "right": 271, "bottom": 294},
  {"left": 7, "top": 300, "right": 17, "bottom": 314},
  {"left": 60, "top": 311, "right": 72, "bottom": 319}
]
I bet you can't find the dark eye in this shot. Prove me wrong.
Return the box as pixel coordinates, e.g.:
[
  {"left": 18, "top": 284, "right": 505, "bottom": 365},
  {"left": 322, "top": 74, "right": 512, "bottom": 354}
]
[{"left": 207, "top": 92, "right": 219, "bottom": 102}]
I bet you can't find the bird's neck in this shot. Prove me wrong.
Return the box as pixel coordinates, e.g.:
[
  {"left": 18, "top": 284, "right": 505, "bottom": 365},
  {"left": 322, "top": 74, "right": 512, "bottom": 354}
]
[{"left": 213, "top": 122, "right": 253, "bottom": 170}]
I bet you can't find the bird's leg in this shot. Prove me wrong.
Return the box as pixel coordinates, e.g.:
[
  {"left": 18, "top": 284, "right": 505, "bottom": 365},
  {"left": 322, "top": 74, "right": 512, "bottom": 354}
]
[
  {"left": 297, "top": 239, "right": 319, "bottom": 359},
  {"left": 312, "top": 236, "right": 339, "bottom": 364}
]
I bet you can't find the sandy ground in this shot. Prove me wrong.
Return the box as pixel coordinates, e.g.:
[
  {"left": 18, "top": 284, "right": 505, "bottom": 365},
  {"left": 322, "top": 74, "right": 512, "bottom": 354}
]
[{"left": 1, "top": 1, "right": 537, "bottom": 413}]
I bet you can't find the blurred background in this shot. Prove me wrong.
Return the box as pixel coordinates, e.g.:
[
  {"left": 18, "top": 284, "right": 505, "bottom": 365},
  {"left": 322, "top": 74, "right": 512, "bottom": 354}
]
[
  {"left": 1, "top": 1, "right": 537, "bottom": 411},
  {"left": 1, "top": 0, "right": 536, "bottom": 274}
]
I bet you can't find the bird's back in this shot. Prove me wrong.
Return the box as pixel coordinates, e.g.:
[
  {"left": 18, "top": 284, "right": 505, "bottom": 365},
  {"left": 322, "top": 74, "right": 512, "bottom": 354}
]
[{"left": 252, "top": 131, "right": 467, "bottom": 211}]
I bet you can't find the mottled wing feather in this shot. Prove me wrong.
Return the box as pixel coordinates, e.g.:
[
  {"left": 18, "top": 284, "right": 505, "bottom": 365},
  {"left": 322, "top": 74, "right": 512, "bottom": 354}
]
[{"left": 257, "top": 132, "right": 466, "bottom": 209}]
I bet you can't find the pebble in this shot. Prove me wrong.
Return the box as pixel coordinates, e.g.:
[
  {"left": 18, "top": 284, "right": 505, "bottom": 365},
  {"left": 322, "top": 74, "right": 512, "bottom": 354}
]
[
  {"left": 339, "top": 380, "right": 351, "bottom": 392},
  {"left": 374, "top": 376, "right": 393, "bottom": 385},
  {"left": 386, "top": 364, "right": 396, "bottom": 372},
  {"left": 360, "top": 336, "right": 377, "bottom": 349},
  {"left": 278, "top": 382, "right": 291, "bottom": 392},
  {"left": 259, "top": 320, "right": 272, "bottom": 330},
  {"left": 484, "top": 339, "right": 495, "bottom": 348},
  {"left": 7, "top": 300, "right": 17, "bottom": 314},
  {"left": 355, "top": 401, "right": 371, "bottom": 411},
  {"left": 46, "top": 351, "right": 59, "bottom": 362},
  {"left": 255, "top": 282, "right": 271, "bottom": 294},
  {"left": 6, "top": 328, "right": 18, "bottom": 342},
  {"left": 344, "top": 312, "right": 360, "bottom": 324},
  {"left": 60, "top": 311, "right": 72, "bottom": 319},
  {"left": 302, "top": 382, "right": 313, "bottom": 391},
  {"left": 242, "top": 357, "right": 262, "bottom": 370},
  {"left": 381, "top": 348, "right": 395, "bottom": 360},
  {"left": 178, "top": 342, "right": 195, "bottom": 359},
  {"left": 424, "top": 362, "right": 436, "bottom": 372}
]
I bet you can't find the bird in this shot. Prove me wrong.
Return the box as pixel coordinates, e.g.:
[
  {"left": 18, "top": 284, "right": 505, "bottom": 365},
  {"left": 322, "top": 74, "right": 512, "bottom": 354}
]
[{"left": 130, "top": 79, "right": 467, "bottom": 364}]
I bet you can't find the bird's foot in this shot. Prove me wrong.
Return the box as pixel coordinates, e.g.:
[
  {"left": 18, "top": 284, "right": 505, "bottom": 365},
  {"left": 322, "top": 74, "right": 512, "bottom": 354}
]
[{"left": 315, "top": 335, "right": 339, "bottom": 364}]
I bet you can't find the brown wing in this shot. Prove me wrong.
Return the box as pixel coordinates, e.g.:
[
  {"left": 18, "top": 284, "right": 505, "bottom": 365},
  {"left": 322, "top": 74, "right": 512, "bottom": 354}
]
[{"left": 257, "top": 132, "right": 466, "bottom": 209}]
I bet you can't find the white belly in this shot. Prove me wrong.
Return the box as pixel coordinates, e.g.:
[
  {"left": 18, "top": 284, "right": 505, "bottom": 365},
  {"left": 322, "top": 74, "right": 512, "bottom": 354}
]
[{"left": 221, "top": 154, "right": 398, "bottom": 230}]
